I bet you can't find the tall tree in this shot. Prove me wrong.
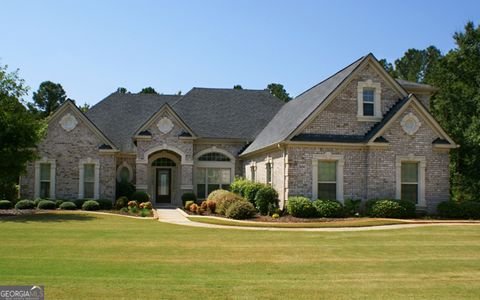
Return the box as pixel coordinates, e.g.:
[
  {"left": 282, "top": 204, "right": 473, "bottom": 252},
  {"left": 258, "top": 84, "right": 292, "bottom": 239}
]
[
  {"left": 28, "top": 81, "right": 69, "bottom": 118},
  {"left": 139, "top": 87, "right": 158, "bottom": 94},
  {"left": 0, "top": 64, "right": 45, "bottom": 200},
  {"left": 267, "top": 83, "right": 291, "bottom": 102},
  {"left": 116, "top": 87, "right": 128, "bottom": 93},
  {"left": 233, "top": 85, "right": 243, "bottom": 90},
  {"left": 79, "top": 103, "right": 90, "bottom": 113}
]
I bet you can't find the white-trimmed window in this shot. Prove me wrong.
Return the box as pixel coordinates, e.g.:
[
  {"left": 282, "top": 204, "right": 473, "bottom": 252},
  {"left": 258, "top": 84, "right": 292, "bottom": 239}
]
[
  {"left": 79, "top": 158, "right": 100, "bottom": 199},
  {"left": 357, "top": 80, "right": 381, "bottom": 120},
  {"left": 34, "top": 158, "right": 56, "bottom": 199},
  {"left": 396, "top": 155, "right": 426, "bottom": 207},
  {"left": 312, "top": 153, "right": 344, "bottom": 202},
  {"left": 266, "top": 162, "right": 272, "bottom": 185},
  {"left": 194, "top": 148, "right": 235, "bottom": 199}
]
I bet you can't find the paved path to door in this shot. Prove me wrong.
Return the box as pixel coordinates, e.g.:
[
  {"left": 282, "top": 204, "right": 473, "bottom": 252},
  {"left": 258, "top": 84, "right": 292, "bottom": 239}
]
[{"left": 156, "top": 208, "right": 480, "bottom": 232}]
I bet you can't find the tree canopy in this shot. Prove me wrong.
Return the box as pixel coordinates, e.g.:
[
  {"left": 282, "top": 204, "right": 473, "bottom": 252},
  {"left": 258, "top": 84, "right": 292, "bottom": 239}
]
[
  {"left": 267, "top": 83, "right": 291, "bottom": 102},
  {"left": 0, "top": 64, "right": 45, "bottom": 199},
  {"left": 139, "top": 87, "right": 158, "bottom": 94},
  {"left": 28, "top": 81, "right": 70, "bottom": 118},
  {"left": 116, "top": 87, "right": 128, "bottom": 94},
  {"left": 233, "top": 85, "right": 243, "bottom": 90}
]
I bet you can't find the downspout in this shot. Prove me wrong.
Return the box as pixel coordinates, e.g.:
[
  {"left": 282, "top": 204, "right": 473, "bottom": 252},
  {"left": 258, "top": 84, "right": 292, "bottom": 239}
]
[{"left": 278, "top": 143, "right": 288, "bottom": 209}]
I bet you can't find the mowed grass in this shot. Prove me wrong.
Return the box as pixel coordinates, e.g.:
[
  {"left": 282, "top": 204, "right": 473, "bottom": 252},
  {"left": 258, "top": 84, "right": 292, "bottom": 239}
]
[
  {"left": 1, "top": 212, "right": 480, "bottom": 299},
  {"left": 187, "top": 216, "right": 408, "bottom": 228}
]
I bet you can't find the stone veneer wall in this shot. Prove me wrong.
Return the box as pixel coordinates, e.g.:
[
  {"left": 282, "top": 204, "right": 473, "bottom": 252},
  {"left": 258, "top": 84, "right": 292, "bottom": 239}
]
[{"left": 20, "top": 108, "right": 116, "bottom": 200}]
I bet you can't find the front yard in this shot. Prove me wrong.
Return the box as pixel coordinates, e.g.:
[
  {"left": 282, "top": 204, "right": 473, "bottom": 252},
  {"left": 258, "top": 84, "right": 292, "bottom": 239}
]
[{"left": 1, "top": 212, "right": 480, "bottom": 299}]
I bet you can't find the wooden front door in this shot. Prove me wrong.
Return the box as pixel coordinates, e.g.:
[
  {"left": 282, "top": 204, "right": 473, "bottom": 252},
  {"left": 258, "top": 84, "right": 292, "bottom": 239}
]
[{"left": 156, "top": 169, "right": 171, "bottom": 203}]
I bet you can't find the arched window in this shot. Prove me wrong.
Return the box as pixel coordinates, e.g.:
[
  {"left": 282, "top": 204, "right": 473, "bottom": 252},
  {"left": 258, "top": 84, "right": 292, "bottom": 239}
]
[
  {"left": 152, "top": 157, "right": 176, "bottom": 167},
  {"left": 198, "top": 152, "right": 230, "bottom": 161}
]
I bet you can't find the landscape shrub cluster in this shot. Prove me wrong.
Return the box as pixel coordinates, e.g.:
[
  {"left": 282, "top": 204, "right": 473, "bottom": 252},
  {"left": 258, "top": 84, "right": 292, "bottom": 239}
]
[{"left": 437, "top": 200, "right": 480, "bottom": 219}]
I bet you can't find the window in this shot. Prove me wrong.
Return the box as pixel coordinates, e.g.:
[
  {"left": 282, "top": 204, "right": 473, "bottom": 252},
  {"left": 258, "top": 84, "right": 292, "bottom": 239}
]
[
  {"left": 266, "top": 162, "right": 272, "bottom": 185},
  {"left": 401, "top": 162, "right": 419, "bottom": 204},
  {"left": 196, "top": 168, "right": 231, "bottom": 199},
  {"left": 363, "top": 88, "right": 375, "bottom": 116},
  {"left": 198, "top": 152, "right": 230, "bottom": 161},
  {"left": 318, "top": 161, "right": 337, "bottom": 200},
  {"left": 39, "top": 163, "right": 51, "bottom": 199},
  {"left": 250, "top": 166, "right": 256, "bottom": 182},
  {"left": 83, "top": 164, "right": 95, "bottom": 199},
  {"left": 152, "top": 157, "right": 176, "bottom": 166}
]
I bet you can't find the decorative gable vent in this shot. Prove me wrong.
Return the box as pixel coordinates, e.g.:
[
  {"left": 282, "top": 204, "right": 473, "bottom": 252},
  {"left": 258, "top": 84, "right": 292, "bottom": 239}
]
[
  {"left": 59, "top": 113, "right": 78, "bottom": 132},
  {"left": 157, "top": 117, "right": 174, "bottom": 134},
  {"left": 401, "top": 113, "right": 421, "bottom": 135}
]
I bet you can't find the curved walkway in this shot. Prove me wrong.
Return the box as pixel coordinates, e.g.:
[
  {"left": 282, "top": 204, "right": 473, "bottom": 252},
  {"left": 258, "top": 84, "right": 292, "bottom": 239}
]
[{"left": 156, "top": 208, "right": 480, "bottom": 232}]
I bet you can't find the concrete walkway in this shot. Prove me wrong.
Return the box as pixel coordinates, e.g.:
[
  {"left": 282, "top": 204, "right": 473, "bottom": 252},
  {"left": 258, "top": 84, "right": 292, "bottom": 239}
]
[{"left": 156, "top": 208, "right": 480, "bottom": 232}]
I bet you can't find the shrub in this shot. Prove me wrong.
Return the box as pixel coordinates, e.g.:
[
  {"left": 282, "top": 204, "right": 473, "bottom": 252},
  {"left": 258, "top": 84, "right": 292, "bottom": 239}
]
[
  {"left": 74, "top": 199, "right": 87, "bottom": 209},
  {"left": 116, "top": 179, "right": 135, "bottom": 199},
  {"left": 397, "top": 199, "right": 416, "bottom": 218},
  {"left": 459, "top": 201, "right": 480, "bottom": 219},
  {"left": 130, "top": 206, "right": 138, "bottom": 214},
  {"left": 0, "top": 200, "right": 13, "bottom": 209},
  {"left": 207, "top": 189, "right": 229, "bottom": 201},
  {"left": 437, "top": 201, "right": 462, "bottom": 219},
  {"left": 115, "top": 196, "right": 129, "bottom": 209},
  {"left": 366, "top": 199, "right": 416, "bottom": 218},
  {"left": 15, "top": 200, "right": 35, "bottom": 210},
  {"left": 205, "top": 200, "right": 216, "bottom": 213},
  {"left": 244, "top": 182, "right": 265, "bottom": 204},
  {"left": 181, "top": 192, "right": 197, "bottom": 205},
  {"left": 215, "top": 192, "right": 244, "bottom": 215},
  {"left": 189, "top": 203, "right": 198, "bottom": 213},
  {"left": 128, "top": 201, "right": 138, "bottom": 208},
  {"left": 287, "top": 196, "right": 316, "bottom": 218},
  {"left": 130, "top": 191, "right": 150, "bottom": 203},
  {"left": 272, "top": 213, "right": 280, "bottom": 219},
  {"left": 254, "top": 186, "right": 278, "bottom": 215},
  {"left": 344, "top": 199, "right": 362, "bottom": 217},
  {"left": 313, "top": 199, "right": 344, "bottom": 218},
  {"left": 82, "top": 200, "right": 100, "bottom": 211},
  {"left": 185, "top": 200, "right": 195, "bottom": 211},
  {"left": 230, "top": 177, "right": 249, "bottom": 197},
  {"left": 196, "top": 205, "right": 205, "bottom": 215},
  {"left": 37, "top": 200, "right": 56, "bottom": 210},
  {"left": 34, "top": 198, "right": 46, "bottom": 207},
  {"left": 140, "top": 208, "right": 150, "bottom": 217},
  {"left": 200, "top": 200, "right": 208, "bottom": 210},
  {"left": 54, "top": 200, "right": 64, "bottom": 208},
  {"left": 225, "top": 200, "right": 257, "bottom": 220},
  {"left": 365, "top": 199, "right": 380, "bottom": 215},
  {"left": 139, "top": 202, "right": 152, "bottom": 209},
  {"left": 369, "top": 200, "right": 406, "bottom": 218},
  {"left": 59, "top": 201, "right": 77, "bottom": 210},
  {"left": 96, "top": 199, "right": 113, "bottom": 210},
  {"left": 120, "top": 207, "right": 128, "bottom": 213}
]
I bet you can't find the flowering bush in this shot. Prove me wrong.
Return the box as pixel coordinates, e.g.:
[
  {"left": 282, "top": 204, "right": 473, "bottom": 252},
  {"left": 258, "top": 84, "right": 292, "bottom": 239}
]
[
  {"left": 128, "top": 200, "right": 138, "bottom": 208},
  {"left": 139, "top": 202, "right": 152, "bottom": 209},
  {"left": 189, "top": 203, "right": 198, "bottom": 213}
]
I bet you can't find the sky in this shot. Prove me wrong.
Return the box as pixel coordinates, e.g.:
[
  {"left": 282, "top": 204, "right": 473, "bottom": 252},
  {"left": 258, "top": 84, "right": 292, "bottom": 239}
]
[{"left": 1, "top": 0, "right": 479, "bottom": 106}]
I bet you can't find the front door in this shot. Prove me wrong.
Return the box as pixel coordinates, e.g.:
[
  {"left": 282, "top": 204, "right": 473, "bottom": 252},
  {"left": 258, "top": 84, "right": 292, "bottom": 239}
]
[{"left": 156, "top": 169, "right": 171, "bottom": 203}]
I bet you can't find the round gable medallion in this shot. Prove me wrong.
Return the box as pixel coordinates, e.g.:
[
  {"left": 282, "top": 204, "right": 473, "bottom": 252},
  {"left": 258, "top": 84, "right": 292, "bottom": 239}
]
[
  {"left": 401, "top": 113, "right": 421, "bottom": 135},
  {"left": 157, "top": 117, "right": 174, "bottom": 134},
  {"left": 59, "top": 113, "right": 78, "bottom": 132}
]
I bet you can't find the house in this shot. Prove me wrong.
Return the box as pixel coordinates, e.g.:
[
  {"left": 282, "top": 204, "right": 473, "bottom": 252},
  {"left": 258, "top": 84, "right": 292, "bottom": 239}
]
[{"left": 20, "top": 54, "right": 457, "bottom": 213}]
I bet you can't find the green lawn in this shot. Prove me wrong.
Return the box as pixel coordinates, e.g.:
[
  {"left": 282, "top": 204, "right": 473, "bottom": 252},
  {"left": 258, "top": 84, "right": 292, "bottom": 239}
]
[
  {"left": 1, "top": 212, "right": 480, "bottom": 299},
  {"left": 187, "top": 215, "right": 408, "bottom": 228}
]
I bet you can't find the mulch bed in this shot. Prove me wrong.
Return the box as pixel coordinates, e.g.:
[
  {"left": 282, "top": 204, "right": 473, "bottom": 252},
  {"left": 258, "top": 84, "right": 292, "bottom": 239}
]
[{"left": 0, "top": 209, "right": 37, "bottom": 217}]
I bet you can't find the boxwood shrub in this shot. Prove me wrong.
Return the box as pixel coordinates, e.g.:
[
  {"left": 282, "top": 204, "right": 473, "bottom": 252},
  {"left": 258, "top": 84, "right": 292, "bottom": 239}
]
[
  {"left": 74, "top": 199, "right": 87, "bottom": 209},
  {"left": 0, "top": 200, "right": 13, "bottom": 209},
  {"left": 207, "top": 189, "right": 229, "bottom": 201},
  {"left": 82, "top": 200, "right": 100, "bottom": 211},
  {"left": 96, "top": 199, "right": 113, "bottom": 210},
  {"left": 54, "top": 200, "right": 64, "bottom": 208},
  {"left": 214, "top": 192, "right": 245, "bottom": 215},
  {"left": 181, "top": 192, "right": 197, "bottom": 205},
  {"left": 34, "top": 198, "right": 45, "bottom": 207},
  {"left": 37, "top": 200, "right": 56, "bottom": 210},
  {"left": 115, "top": 196, "right": 129, "bottom": 209},
  {"left": 287, "top": 196, "right": 316, "bottom": 218},
  {"left": 369, "top": 200, "right": 406, "bottom": 218},
  {"left": 229, "top": 177, "right": 249, "bottom": 197},
  {"left": 254, "top": 186, "right": 278, "bottom": 215},
  {"left": 130, "top": 191, "right": 150, "bottom": 203},
  {"left": 313, "top": 199, "right": 344, "bottom": 218},
  {"left": 459, "top": 201, "right": 480, "bottom": 219},
  {"left": 15, "top": 200, "right": 35, "bottom": 210},
  {"left": 59, "top": 201, "right": 77, "bottom": 210},
  {"left": 225, "top": 200, "right": 257, "bottom": 220}
]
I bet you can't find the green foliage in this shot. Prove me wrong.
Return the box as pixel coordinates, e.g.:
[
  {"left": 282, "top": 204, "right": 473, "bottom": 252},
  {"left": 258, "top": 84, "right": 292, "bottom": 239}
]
[
  {"left": 207, "top": 189, "right": 229, "bottom": 201},
  {"left": 267, "top": 83, "right": 291, "bottom": 102},
  {"left": 139, "top": 202, "right": 152, "bottom": 209},
  {"left": 115, "top": 196, "right": 129, "bottom": 209},
  {"left": 459, "top": 201, "right": 480, "bottom": 219},
  {"left": 116, "top": 87, "right": 128, "bottom": 94},
  {"left": 0, "top": 200, "right": 13, "bottom": 209},
  {"left": 34, "top": 198, "right": 44, "bottom": 207},
  {"left": 287, "top": 196, "right": 316, "bottom": 218},
  {"left": 225, "top": 200, "right": 257, "bottom": 220},
  {"left": 181, "top": 192, "right": 197, "bottom": 205},
  {"left": 28, "top": 80, "right": 70, "bottom": 118},
  {"left": 229, "top": 177, "right": 249, "bottom": 197},
  {"left": 214, "top": 192, "right": 244, "bottom": 215},
  {"left": 254, "top": 186, "right": 278, "bottom": 215},
  {"left": 82, "top": 200, "right": 100, "bottom": 211},
  {"left": 233, "top": 85, "right": 243, "bottom": 90},
  {"left": 37, "top": 200, "right": 56, "bottom": 210},
  {"left": 437, "top": 201, "right": 462, "bottom": 219},
  {"left": 369, "top": 200, "right": 406, "bottom": 219},
  {"left": 243, "top": 182, "right": 265, "bottom": 204},
  {"left": 312, "top": 199, "right": 344, "bottom": 218},
  {"left": 116, "top": 180, "right": 135, "bottom": 199},
  {"left": 344, "top": 199, "right": 362, "bottom": 217},
  {"left": 14, "top": 200, "right": 35, "bottom": 210},
  {"left": 74, "top": 199, "right": 87, "bottom": 209},
  {"left": 59, "top": 201, "right": 77, "bottom": 210},
  {"left": 139, "top": 87, "right": 158, "bottom": 94},
  {"left": 96, "top": 199, "right": 113, "bottom": 210},
  {"left": 130, "top": 191, "right": 150, "bottom": 203},
  {"left": 366, "top": 199, "right": 414, "bottom": 218},
  {"left": 0, "top": 64, "right": 45, "bottom": 200},
  {"left": 140, "top": 209, "right": 150, "bottom": 217},
  {"left": 55, "top": 200, "right": 64, "bottom": 208},
  {"left": 396, "top": 199, "right": 416, "bottom": 218},
  {"left": 79, "top": 103, "right": 90, "bottom": 112}
]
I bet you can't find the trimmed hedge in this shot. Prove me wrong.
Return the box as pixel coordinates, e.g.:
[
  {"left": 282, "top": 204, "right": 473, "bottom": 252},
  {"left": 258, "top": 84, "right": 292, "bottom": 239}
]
[
  {"left": 225, "top": 201, "right": 257, "bottom": 220},
  {"left": 207, "top": 189, "right": 229, "bottom": 201},
  {"left": 37, "top": 200, "right": 56, "bottom": 210},
  {"left": 74, "top": 199, "right": 87, "bottom": 209},
  {"left": 131, "top": 191, "right": 150, "bottom": 203},
  {"left": 254, "top": 186, "right": 278, "bottom": 215},
  {"left": 55, "top": 200, "right": 64, "bottom": 208},
  {"left": 115, "top": 196, "right": 129, "bottom": 209},
  {"left": 82, "top": 200, "right": 100, "bottom": 211},
  {"left": 34, "top": 198, "right": 45, "bottom": 207},
  {"left": 59, "top": 201, "right": 77, "bottom": 210},
  {"left": 287, "top": 196, "right": 316, "bottom": 218},
  {"left": 0, "top": 200, "right": 13, "bottom": 209},
  {"left": 366, "top": 199, "right": 416, "bottom": 218},
  {"left": 214, "top": 192, "right": 245, "bottom": 215},
  {"left": 15, "top": 200, "right": 35, "bottom": 210},
  {"left": 229, "top": 177, "right": 249, "bottom": 197},
  {"left": 181, "top": 192, "right": 197, "bottom": 205},
  {"left": 96, "top": 199, "right": 113, "bottom": 210},
  {"left": 369, "top": 200, "right": 406, "bottom": 218},
  {"left": 313, "top": 199, "right": 344, "bottom": 218}
]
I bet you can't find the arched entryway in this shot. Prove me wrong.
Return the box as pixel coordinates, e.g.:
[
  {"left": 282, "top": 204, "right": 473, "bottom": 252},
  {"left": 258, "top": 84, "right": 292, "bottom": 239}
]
[{"left": 148, "top": 150, "right": 182, "bottom": 205}]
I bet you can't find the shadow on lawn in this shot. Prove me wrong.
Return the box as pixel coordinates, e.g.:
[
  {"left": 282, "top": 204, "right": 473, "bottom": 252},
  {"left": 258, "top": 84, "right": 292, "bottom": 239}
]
[{"left": 0, "top": 212, "right": 96, "bottom": 223}]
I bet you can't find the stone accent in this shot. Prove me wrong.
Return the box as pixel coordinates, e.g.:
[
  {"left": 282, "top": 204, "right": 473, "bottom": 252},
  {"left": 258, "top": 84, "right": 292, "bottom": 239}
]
[{"left": 193, "top": 143, "right": 245, "bottom": 176}]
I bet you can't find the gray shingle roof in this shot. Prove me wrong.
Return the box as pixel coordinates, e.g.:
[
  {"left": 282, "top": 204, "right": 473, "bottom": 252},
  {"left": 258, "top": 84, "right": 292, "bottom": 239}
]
[
  {"left": 395, "top": 79, "right": 437, "bottom": 91},
  {"left": 241, "top": 55, "right": 366, "bottom": 155},
  {"left": 85, "top": 88, "right": 284, "bottom": 152}
]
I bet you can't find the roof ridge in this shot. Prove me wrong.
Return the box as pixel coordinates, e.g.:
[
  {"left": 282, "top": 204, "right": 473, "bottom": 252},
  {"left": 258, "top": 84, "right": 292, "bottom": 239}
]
[{"left": 191, "top": 87, "right": 270, "bottom": 92}]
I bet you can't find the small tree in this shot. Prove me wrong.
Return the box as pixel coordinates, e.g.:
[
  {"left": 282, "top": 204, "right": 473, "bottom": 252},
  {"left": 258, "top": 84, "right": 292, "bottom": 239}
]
[
  {"left": 267, "top": 83, "right": 291, "bottom": 102},
  {"left": 28, "top": 81, "right": 70, "bottom": 118},
  {"left": 116, "top": 87, "right": 128, "bottom": 93},
  {"left": 139, "top": 87, "right": 158, "bottom": 94}
]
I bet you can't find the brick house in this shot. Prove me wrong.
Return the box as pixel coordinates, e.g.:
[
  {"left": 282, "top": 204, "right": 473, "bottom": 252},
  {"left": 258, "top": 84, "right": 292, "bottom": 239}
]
[{"left": 20, "top": 54, "right": 457, "bottom": 213}]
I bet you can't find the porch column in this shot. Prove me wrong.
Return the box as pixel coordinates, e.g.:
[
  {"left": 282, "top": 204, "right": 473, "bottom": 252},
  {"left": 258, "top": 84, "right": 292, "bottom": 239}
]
[{"left": 136, "top": 161, "right": 148, "bottom": 192}]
